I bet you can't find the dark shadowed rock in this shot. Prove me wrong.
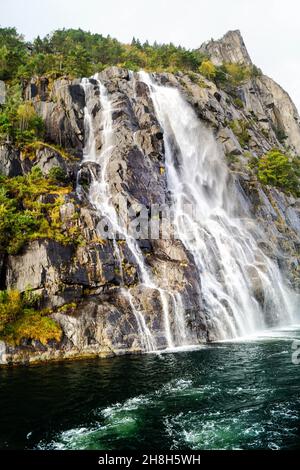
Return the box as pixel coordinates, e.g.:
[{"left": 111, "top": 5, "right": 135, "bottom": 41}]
[{"left": 0, "top": 144, "right": 22, "bottom": 176}]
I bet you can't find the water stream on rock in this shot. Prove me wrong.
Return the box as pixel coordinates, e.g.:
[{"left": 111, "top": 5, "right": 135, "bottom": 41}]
[
  {"left": 139, "top": 71, "right": 298, "bottom": 340},
  {"left": 79, "top": 72, "right": 298, "bottom": 349},
  {"left": 80, "top": 75, "right": 186, "bottom": 352}
]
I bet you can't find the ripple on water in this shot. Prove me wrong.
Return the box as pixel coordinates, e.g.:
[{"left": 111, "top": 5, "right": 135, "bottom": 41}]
[
  {"left": 29, "top": 330, "right": 300, "bottom": 451},
  {"left": 37, "top": 378, "right": 200, "bottom": 449},
  {"left": 38, "top": 415, "right": 138, "bottom": 450},
  {"left": 164, "top": 396, "right": 300, "bottom": 450}
]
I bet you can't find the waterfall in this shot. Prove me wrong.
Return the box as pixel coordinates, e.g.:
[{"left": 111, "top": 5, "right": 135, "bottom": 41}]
[
  {"left": 139, "top": 71, "right": 298, "bottom": 340},
  {"left": 80, "top": 75, "right": 188, "bottom": 351},
  {"left": 121, "top": 289, "right": 156, "bottom": 352}
]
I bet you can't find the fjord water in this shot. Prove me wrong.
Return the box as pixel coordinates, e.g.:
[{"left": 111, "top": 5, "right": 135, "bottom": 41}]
[
  {"left": 139, "top": 72, "right": 298, "bottom": 340},
  {"left": 0, "top": 329, "right": 300, "bottom": 450}
]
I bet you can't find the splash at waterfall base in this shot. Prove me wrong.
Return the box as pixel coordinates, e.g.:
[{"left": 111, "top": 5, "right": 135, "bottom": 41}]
[{"left": 1, "top": 66, "right": 299, "bottom": 365}]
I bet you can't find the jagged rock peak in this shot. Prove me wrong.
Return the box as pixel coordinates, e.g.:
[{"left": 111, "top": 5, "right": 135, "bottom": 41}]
[{"left": 199, "top": 30, "right": 252, "bottom": 66}]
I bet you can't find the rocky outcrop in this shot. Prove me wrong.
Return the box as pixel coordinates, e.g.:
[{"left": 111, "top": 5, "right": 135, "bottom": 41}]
[
  {"left": 255, "top": 75, "right": 300, "bottom": 154},
  {"left": 199, "top": 30, "right": 253, "bottom": 66},
  {"left": 199, "top": 30, "right": 300, "bottom": 155},
  {"left": 1, "top": 31, "right": 299, "bottom": 365}
]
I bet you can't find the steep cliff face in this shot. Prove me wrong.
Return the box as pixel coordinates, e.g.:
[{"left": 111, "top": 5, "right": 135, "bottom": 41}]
[
  {"left": 0, "top": 32, "right": 299, "bottom": 365},
  {"left": 199, "top": 30, "right": 300, "bottom": 155}
]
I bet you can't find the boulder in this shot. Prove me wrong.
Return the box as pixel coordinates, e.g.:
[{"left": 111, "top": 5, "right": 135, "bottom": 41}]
[{"left": 23, "top": 145, "right": 68, "bottom": 176}]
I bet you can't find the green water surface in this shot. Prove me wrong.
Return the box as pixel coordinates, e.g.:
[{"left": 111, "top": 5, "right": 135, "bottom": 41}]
[{"left": 0, "top": 327, "right": 299, "bottom": 450}]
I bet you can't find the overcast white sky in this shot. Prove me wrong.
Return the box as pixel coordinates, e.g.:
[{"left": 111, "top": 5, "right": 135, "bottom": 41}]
[{"left": 1, "top": 0, "right": 299, "bottom": 111}]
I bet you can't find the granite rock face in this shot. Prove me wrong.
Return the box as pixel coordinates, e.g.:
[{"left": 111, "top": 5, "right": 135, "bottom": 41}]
[
  {"left": 1, "top": 31, "right": 300, "bottom": 365},
  {"left": 26, "top": 77, "right": 85, "bottom": 157}
]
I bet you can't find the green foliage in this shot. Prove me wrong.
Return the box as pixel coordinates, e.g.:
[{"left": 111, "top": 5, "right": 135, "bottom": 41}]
[
  {"left": 0, "top": 26, "right": 265, "bottom": 91},
  {"left": 0, "top": 83, "right": 44, "bottom": 145},
  {"left": 57, "top": 302, "right": 77, "bottom": 313},
  {"left": 0, "top": 167, "right": 78, "bottom": 255},
  {"left": 233, "top": 97, "right": 244, "bottom": 109},
  {"left": 256, "top": 149, "right": 300, "bottom": 196},
  {"left": 229, "top": 119, "right": 251, "bottom": 147},
  {"left": 274, "top": 127, "right": 288, "bottom": 144},
  {"left": 198, "top": 60, "right": 216, "bottom": 80},
  {"left": 22, "top": 287, "right": 42, "bottom": 308},
  {"left": 0, "top": 28, "right": 28, "bottom": 81},
  {"left": 23, "top": 141, "right": 75, "bottom": 161},
  {"left": 224, "top": 63, "right": 252, "bottom": 84},
  {"left": 0, "top": 289, "right": 62, "bottom": 345},
  {"left": 0, "top": 26, "right": 266, "bottom": 98},
  {"left": 48, "top": 166, "right": 68, "bottom": 183},
  {"left": 215, "top": 63, "right": 262, "bottom": 89},
  {"left": 252, "top": 65, "right": 263, "bottom": 78},
  {"left": 0, "top": 27, "right": 208, "bottom": 80},
  {"left": 0, "top": 290, "right": 22, "bottom": 334},
  {"left": 64, "top": 45, "right": 94, "bottom": 78}
]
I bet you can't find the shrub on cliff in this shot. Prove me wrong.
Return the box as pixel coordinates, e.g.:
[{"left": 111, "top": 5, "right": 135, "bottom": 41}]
[
  {"left": 215, "top": 63, "right": 262, "bottom": 89},
  {"left": 229, "top": 119, "right": 251, "bottom": 147},
  {"left": 256, "top": 149, "right": 300, "bottom": 196},
  {"left": 199, "top": 60, "right": 217, "bottom": 80},
  {"left": 0, "top": 290, "right": 21, "bottom": 333},
  {"left": 0, "top": 289, "right": 62, "bottom": 345}
]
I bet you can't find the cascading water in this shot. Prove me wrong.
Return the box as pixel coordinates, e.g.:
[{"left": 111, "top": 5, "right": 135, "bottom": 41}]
[
  {"left": 79, "top": 75, "right": 188, "bottom": 351},
  {"left": 139, "top": 71, "right": 298, "bottom": 340},
  {"left": 121, "top": 289, "right": 156, "bottom": 352}
]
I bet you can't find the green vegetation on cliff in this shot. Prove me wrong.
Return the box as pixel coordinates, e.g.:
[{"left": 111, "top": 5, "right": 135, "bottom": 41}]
[
  {"left": 0, "top": 27, "right": 263, "bottom": 150},
  {"left": 251, "top": 149, "right": 300, "bottom": 197},
  {"left": 0, "top": 27, "right": 263, "bottom": 84},
  {"left": 0, "top": 27, "right": 209, "bottom": 146},
  {"left": 0, "top": 27, "right": 207, "bottom": 81},
  {"left": 198, "top": 60, "right": 261, "bottom": 87},
  {"left": 0, "top": 289, "right": 62, "bottom": 346},
  {"left": 229, "top": 119, "right": 251, "bottom": 147},
  {"left": 0, "top": 166, "right": 79, "bottom": 255},
  {"left": 0, "top": 82, "right": 44, "bottom": 145}
]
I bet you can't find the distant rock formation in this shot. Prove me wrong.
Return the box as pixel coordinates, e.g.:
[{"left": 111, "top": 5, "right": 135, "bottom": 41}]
[{"left": 199, "top": 30, "right": 253, "bottom": 66}]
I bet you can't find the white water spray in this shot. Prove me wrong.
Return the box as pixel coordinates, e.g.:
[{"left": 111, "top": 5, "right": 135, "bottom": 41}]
[
  {"left": 139, "top": 71, "right": 298, "bottom": 339},
  {"left": 121, "top": 289, "right": 156, "bottom": 351},
  {"left": 80, "top": 75, "right": 188, "bottom": 351}
]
